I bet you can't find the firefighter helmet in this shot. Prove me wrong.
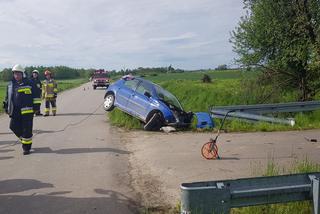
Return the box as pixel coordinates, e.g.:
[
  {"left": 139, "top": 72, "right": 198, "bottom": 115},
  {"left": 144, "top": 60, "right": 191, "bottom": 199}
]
[
  {"left": 12, "top": 64, "right": 25, "bottom": 73},
  {"left": 44, "top": 70, "right": 51, "bottom": 76},
  {"left": 32, "top": 69, "right": 39, "bottom": 74}
]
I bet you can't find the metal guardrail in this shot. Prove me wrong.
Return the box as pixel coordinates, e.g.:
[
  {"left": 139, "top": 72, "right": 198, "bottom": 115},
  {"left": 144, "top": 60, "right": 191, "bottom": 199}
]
[
  {"left": 211, "top": 109, "right": 295, "bottom": 126},
  {"left": 181, "top": 173, "right": 320, "bottom": 214},
  {"left": 211, "top": 101, "right": 320, "bottom": 114}
]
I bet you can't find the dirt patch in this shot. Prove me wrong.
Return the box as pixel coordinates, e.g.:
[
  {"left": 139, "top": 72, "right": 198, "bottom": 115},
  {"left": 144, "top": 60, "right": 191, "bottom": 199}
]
[{"left": 120, "top": 131, "right": 171, "bottom": 210}]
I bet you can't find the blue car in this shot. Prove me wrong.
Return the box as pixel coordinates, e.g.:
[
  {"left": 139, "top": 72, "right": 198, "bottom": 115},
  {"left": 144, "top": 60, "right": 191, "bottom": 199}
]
[{"left": 103, "top": 75, "right": 193, "bottom": 131}]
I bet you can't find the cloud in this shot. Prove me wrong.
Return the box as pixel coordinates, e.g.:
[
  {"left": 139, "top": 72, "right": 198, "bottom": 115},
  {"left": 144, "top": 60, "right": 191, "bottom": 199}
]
[
  {"left": 0, "top": 0, "right": 244, "bottom": 70},
  {"left": 149, "top": 32, "right": 196, "bottom": 42}
]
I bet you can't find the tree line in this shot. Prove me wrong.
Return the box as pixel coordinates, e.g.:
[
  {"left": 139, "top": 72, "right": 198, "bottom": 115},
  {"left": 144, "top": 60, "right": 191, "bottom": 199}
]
[{"left": 0, "top": 66, "right": 96, "bottom": 81}]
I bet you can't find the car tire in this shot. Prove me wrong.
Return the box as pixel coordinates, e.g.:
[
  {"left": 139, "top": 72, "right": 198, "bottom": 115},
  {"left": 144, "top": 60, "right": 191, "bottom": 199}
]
[
  {"left": 144, "top": 112, "right": 164, "bottom": 131},
  {"left": 103, "top": 93, "right": 115, "bottom": 111},
  {"left": 93, "top": 86, "right": 97, "bottom": 90}
]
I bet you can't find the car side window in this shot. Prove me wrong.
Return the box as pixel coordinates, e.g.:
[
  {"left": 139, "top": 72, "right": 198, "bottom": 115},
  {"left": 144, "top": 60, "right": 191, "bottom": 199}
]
[
  {"left": 124, "top": 79, "right": 139, "bottom": 90},
  {"left": 136, "top": 84, "right": 152, "bottom": 97}
]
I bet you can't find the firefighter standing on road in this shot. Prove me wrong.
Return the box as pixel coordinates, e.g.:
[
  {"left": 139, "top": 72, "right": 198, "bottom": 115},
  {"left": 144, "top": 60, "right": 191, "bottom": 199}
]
[
  {"left": 3, "top": 64, "right": 34, "bottom": 155},
  {"left": 42, "top": 70, "right": 58, "bottom": 116},
  {"left": 29, "top": 70, "right": 42, "bottom": 115}
]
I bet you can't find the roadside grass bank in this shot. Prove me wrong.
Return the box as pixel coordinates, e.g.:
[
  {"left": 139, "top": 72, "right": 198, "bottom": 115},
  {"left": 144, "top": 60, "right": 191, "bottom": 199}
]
[
  {"left": 0, "top": 79, "right": 88, "bottom": 113},
  {"left": 140, "top": 159, "right": 320, "bottom": 214},
  {"left": 107, "top": 76, "right": 320, "bottom": 132},
  {"left": 231, "top": 159, "right": 320, "bottom": 214},
  {"left": 0, "top": 81, "right": 6, "bottom": 113}
]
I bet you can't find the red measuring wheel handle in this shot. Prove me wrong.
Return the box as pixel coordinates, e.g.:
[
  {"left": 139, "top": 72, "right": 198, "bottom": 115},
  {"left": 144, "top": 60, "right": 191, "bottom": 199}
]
[{"left": 201, "top": 141, "right": 219, "bottom": 160}]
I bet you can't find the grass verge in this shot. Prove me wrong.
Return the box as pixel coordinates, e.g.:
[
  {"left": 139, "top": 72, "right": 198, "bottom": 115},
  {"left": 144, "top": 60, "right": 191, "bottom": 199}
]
[
  {"left": 140, "top": 159, "right": 320, "bottom": 214},
  {"left": 231, "top": 159, "right": 320, "bottom": 214},
  {"left": 107, "top": 75, "right": 320, "bottom": 132}
]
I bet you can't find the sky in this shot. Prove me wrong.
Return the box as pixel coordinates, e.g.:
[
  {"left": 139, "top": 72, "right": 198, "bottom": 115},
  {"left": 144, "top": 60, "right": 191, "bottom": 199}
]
[{"left": 0, "top": 0, "right": 245, "bottom": 70}]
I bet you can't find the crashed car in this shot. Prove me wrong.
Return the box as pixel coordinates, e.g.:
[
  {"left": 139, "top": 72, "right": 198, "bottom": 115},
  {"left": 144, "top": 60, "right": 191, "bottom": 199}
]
[{"left": 103, "top": 75, "right": 193, "bottom": 131}]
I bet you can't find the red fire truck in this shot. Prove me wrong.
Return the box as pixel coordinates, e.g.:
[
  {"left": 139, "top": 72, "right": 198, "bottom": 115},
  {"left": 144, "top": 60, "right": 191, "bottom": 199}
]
[{"left": 92, "top": 69, "right": 110, "bottom": 90}]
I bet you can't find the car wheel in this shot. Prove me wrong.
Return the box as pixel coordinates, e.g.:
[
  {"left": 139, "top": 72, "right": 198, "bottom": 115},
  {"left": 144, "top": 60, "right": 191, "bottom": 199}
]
[
  {"left": 93, "top": 86, "right": 97, "bottom": 90},
  {"left": 104, "top": 93, "right": 115, "bottom": 111},
  {"left": 144, "top": 112, "right": 164, "bottom": 131}
]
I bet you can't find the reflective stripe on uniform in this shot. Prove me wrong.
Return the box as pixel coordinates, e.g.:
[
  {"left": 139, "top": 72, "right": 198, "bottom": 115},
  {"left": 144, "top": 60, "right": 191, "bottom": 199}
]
[
  {"left": 52, "top": 107, "right": 57, "bottom": 113},
  {"left": 45, "top": 108, "right": 50, "bottom": 113},
  {"left": 46, "top": 94, "right": 55, "bottom": 98},
  {"left": 21, "top": 137, "right": 32, "bottom": 145},
  {"left": 33, "top": 98, "right": 42, "bottom": 104},
  {"left": 21, "top": 107, "right": 34, "bottom": 115},
  {"left": 48, "top": 83, "right": 54, "bottom": 87},
  {"left": 18, "top": 86, "right": 32, "bottom": 94},
  {"left": 53, "top": 88, "right": 58, "bottom": 93}
]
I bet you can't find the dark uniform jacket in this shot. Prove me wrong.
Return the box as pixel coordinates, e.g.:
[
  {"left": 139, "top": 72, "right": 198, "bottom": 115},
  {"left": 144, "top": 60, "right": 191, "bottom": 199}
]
[
  {"left": 4, "top": 78, "right": 34, "bottom": 117},
  {"left": 29, "top": 77, "right": 42, "bottom": 105}
]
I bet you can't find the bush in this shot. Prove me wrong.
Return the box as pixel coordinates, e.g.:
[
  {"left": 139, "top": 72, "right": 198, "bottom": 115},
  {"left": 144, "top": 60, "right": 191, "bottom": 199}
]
[{"left": 202, "top": 74, "right": 212, "bottom": 83}]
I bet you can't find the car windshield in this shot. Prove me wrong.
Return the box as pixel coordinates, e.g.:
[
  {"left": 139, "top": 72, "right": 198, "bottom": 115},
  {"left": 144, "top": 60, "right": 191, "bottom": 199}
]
[
  {"left": 93, "top": 73, "right": 107, "bottom": 78},
  {"left": 154, "top": 84, "right": 183, "bottom": 110}
]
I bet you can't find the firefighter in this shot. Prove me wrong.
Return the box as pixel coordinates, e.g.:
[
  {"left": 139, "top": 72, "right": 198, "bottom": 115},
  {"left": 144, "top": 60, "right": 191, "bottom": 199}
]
[
  {"left": 42, "top": 70, "right": 58, "bottom": 116},
  {"left": 3, "top": 64, "right": 34, "bottom": 155},
  {"left": 29, "top": 70, "right": 42, "bottom": 115}
]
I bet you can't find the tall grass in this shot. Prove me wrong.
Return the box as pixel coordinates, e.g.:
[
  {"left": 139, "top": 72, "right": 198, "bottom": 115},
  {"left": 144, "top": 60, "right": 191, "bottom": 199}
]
[
  {"left": 232, "top": 159, "right": 320, "bottom": 214},
  {"left": 108, "top": 108, "right": 142, "bottom": 129},
  {"left": 108, "top": 70, "right": 320, "bottom": 131}
]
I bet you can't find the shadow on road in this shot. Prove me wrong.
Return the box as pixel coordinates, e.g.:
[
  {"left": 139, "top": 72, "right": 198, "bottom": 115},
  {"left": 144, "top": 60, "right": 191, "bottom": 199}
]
[
  {"left": 0, "top": 179, "right": 54, "bottom": 194},
  {"left": 0, "top": 156, "right": 14, "bottom": 160},
  {"left": 0, "top": 149, "right": 14, "bottom": 153},
  {"left": 53, "top": 113, "right": 104, "bottom": 116},
  {"left": 34, "top": 129, "right": 59, "bottom": 134},
  {"left": 0, "top": 189, "right": 138, "bottom": 214},
  {"left": 0, "top": 132, "right": 13, "bottom": 135},
  {"left": 0, "top": 140, "right": 17, "bottom": 146},
  {"left": 33, "top": 147, "right": 131, "bottom": 155}
]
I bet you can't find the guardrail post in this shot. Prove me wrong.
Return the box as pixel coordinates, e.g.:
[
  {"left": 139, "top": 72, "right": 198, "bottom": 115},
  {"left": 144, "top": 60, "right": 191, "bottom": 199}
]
[
  {"left": 311, "top": 176, "right": 319, "bottom": 214},
  {"left": 181, "top": 182, "right": 231, "bottom": 214}
]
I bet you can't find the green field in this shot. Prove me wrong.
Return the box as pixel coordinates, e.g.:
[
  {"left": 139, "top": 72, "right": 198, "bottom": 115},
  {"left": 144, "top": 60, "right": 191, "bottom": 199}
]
[
  {"left": 143, "top": 69, "right": 259, "bottom": 82},
  {"left": 108, "top": 70, "right": 320, "bottom": 131},
  {"left": 0, "top": 78, "right": 88, "bottom": 113}
]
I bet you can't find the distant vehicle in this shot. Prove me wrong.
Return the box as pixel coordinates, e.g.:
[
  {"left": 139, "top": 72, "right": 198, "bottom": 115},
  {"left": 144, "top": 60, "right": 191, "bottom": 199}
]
[
  {"left": 103, "top": 75, "right": 193, "bottom": 131},
  {"left": 92, "top": 69, "right": 110, "bottom": 90}
]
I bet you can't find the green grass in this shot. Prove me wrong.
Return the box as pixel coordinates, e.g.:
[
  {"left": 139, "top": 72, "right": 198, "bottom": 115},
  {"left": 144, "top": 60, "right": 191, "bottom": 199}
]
[
  {"left": 108, "top": 73, "right": 320, "bottom": 131},
  {"left": 231, "top": 159, "right": 320, "bottom": 214},
  {"left": 0, "top": 81, "right": 6, "bottom": 113},
  {"left": 56, "top": 78, "right": 88, "bottom": 92},
  {"left": 0, "top": 78, "right": 88, "bottom": 113},
  {"left": 143, "top": 70, "right": 259, "bottom": 82},
  {"left": 108, "top": 108, "right": 142, "bottom": 129},
  {"left": 142, "top": 159, "right": 320, "bottom": 214}
]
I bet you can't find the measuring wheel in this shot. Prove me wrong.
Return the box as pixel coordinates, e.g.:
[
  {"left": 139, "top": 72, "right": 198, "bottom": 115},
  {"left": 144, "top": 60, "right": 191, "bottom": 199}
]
[{"left": 201, "top": 141, "right": 219, "bottom": 160}]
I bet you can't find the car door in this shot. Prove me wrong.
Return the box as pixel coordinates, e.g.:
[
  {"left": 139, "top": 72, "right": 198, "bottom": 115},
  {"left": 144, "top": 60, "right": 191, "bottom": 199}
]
[
  {"left": 128, "top": 82, "right": 153, "bottom": 120},
  {"left": 115, "top": 79, "right": 140, "bottom": 113}
]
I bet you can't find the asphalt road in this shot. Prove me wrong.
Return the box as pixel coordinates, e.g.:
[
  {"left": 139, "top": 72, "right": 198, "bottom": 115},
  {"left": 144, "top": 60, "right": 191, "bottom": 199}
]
[{"left": 0, "top": 83, "right": 138, "bottom": 214}]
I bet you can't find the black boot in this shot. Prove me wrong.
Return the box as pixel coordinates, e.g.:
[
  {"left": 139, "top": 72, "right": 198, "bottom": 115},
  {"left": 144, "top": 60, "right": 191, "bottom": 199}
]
[{"left": 23, "top": 150, "right": 31, "bottom": 155}]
